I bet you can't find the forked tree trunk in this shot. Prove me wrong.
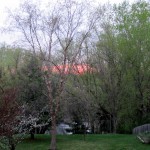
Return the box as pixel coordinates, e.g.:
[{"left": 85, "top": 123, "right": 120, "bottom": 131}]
[{"left": 50, "top": 114, "right": 57, "bottom": 150}]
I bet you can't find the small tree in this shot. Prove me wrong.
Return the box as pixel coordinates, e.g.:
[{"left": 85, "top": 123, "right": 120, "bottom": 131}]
[
  {"left": 0, "top": 88, "right": 21, "bottom": 150},
  {"left": 18, "top": 53, "right": 49, "bottom": 140}
]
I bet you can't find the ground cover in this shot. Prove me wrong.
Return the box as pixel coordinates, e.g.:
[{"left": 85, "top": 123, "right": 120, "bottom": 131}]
[{"left": 16, "top": 134, "right": 150, "bottom": 150}]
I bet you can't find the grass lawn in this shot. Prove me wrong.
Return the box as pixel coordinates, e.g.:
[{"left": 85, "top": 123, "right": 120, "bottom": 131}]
[{"left": 16, "top": 134, "right": 150, "bottom": 150}]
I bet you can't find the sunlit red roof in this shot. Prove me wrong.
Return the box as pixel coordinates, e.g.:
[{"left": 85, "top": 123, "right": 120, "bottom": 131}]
[{"left": 42, "top": 64, "right": 93, "bottom": 75}]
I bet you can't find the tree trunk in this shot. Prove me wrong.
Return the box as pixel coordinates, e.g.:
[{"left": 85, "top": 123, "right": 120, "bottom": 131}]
[
  {"left": 83, "top": 127, "right": 86, "bottom": 141},
  {"left": 91, "top": 121, "right": 95, "bottom": 134},
  {"left": 30, "top": 132, "right": 35, "bottom": 140},
  {"left": 50, "top": 115, "right": 57, "bottom": 150},
  {"left": 30, "top": 127, "right": 35, "bottom": 140},
  {"left": 10, "top": 144, "right": 15, "bottom": 150},
  {"left": 112, "top": 115, "right": 118, "bottom": 133},
  {"left": 8, "top": 136, "right": 15, "bottom": 150}
]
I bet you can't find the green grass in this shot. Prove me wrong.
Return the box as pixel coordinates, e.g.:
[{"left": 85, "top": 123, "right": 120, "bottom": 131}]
[{"left": 16, "top": 134, "right": 150, "bottom": 150}]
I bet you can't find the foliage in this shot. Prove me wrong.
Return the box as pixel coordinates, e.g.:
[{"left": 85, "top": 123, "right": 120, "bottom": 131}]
[
  {"left": 1, "top": 0, "right": 150, "bottom": 140},
  {"left": 91, "top": 0, "right": 150, "bottom": 133},
  {"left": 18, "top": 53, "right": 49, "bottom": 139},
  {"left": 0, "top": 88, "right": 22, "bottom": 150}
]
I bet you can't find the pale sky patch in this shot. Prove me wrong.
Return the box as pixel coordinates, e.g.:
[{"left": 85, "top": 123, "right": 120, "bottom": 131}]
[{"left": 0, "top": 0, "right": 135, "bottom": 45}]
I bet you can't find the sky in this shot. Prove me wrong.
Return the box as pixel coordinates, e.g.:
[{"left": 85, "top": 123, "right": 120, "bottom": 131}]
[{"left": 0, "top": 0, "right": 135, "bottom": 45}]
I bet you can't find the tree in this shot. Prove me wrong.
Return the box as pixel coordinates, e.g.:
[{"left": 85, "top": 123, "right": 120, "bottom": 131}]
[
  {"left": 18, "top": 53, "right": 49, "bottom": 140},
  {"left": 113, "top": 1, "right": 150, "bottom": 131},
  {"left": 9, "top": 0, "right": 96, "bottom": 149},
  {"left": 92, "top": 1, "right": 150, "bottom": 133},
  {"left": 0, "top": 88, "right": 21, "bottom": 150}
]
